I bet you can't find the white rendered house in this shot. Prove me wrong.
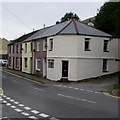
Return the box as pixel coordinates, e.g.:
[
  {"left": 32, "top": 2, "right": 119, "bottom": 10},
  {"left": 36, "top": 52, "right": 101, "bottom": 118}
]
[{"left": 46, "top": 20, "right": 118, "bottom": 81}]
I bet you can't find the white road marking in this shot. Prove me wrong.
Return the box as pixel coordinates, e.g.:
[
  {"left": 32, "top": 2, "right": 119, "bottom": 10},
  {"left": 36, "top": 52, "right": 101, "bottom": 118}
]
[
  {"left": 6, "top": 97, "right": 11, "bottom": 100},
  {"left": 34, "top": 87, "right": 46, "bottom": 92},
  {"left": 57, "top": 94, "right": 96, "bottom": 104},
  {"left": 6, "top": 103, "right": 11, "bottom": 106},
  {"left": 74, "top": 87, "right": 79, "bottom": 90},
  {"left": 80, "top": 89, "right": 85, "bottom": 91},
  {"left": 10, "top": 99, "right": 15, "bottom": 102},
  {"left": 94, "top": 92, "right": 101, "bottom": 94},
  {"left": 29, "top": 116, "right": 38, "bottom": 119},
  {"left": 10, "top": 106, "right": 16, "bottom": 109},
  {"left": 50, "top": 117, "right": 60, "bottom": 120},
  {"left": 2, "top": 117, "right": 7, "bottom": 119},
  {"left": 39, "top": 113, "right": 49, "bottom": 118},
  {"left": 0, "top": 98, "right": 3, "bottom": 101},
  {"left": 87, "top": 90, "right": 93, "bottom": 92},
  {"left": 24, "top": 106, "right": 31, "bottom": 110},
  {"left": 31, "top": 110, "right": 39, "bottom": 114},
  {"left": 62, "top": 86, "right": 67, "bottom": 88},
  {"left": 68, "top": 86, "right": 73, "bottom": 89},
  {"left": 14, "top": 101, "right": 19, "bottom": 104},
  {"left": 3, "top": 95, "right": 6, "bottom": 98},
  {"left": 21, "top": 112, "right": 30, "bottom": 116},
  {"left": 15, "top": 109, "right": 22, "bottom": 112},
  {"left": 18, "top": 104, "right": 24, "bottom": 107},
  {"left": 3, "top": 100, "right": 7, "bottom": 103},
  {"left": 88, "top": 101, "right": 96, "bottom": 104}
]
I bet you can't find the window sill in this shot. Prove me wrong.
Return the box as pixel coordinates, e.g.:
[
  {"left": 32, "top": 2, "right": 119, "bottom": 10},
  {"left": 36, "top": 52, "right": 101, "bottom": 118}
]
[
  {"left": 36, "top": 69, "right": 41, "bottom": 71},
  {"left": 85, "top": 49, "right": 91, "bottom": 51},
  {"left": 104, "top": 51, "right": 109, "bottom": 52},
  {"left": 103, "top": 71, "right": 108, "bottom": 73}
]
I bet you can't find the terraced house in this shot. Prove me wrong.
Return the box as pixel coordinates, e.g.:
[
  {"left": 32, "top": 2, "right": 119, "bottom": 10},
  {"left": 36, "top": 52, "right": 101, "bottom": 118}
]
[
  {"left": 8, "top": 30, "right": 38, "bottom": 71},
  {"left": 8, "top": 19, "right": 119, "bottom": 81}
]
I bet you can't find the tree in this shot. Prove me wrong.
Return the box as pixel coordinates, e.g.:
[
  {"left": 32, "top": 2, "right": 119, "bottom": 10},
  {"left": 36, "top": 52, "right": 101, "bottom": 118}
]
[
  {"left": 95, "top": 2, "right": 120, "bottom": 38},
  {"left": 60, "top": 12, "right": 80, "bottom": 22}
]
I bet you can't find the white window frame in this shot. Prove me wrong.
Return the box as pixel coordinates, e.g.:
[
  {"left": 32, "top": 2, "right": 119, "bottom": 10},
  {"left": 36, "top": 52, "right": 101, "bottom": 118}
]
[
  {"left": 36, "top": 58, "right": 41, "bottom": 71},
  {"left": 43, "top": 40, "right": 47, "bottom": 51},
  {"left": 103, "top": 40, "right": 109, "bottom": 52},
  {"left": 103, "top": 59, "right": 108, "bottom": 72},
  {"left": 49, "top": 38, "right": 53, "bottom": 51},
  {"left": 84, "top": 38, "right": 91, "bottom": 51},
  {"left": 24, "top": 58, "right": 27, "bottom": 68},
  {"left": 48, "top": 59, "right": 54, "bottom": 68},
  {"left": 37, "top": 42, "right": 40, "bottom": 51}
]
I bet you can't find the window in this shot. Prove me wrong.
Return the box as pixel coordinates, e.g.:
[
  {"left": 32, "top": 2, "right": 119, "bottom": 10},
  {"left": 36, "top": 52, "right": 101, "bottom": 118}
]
[
  {"left": 49, "top": 39, "right": 53, "bottom": 51},
  {"left": 9, "top": 57, "right": 12, "bottom": 66},
  {"left": 16, "top": 57, "right": 19, "bottom": 68},
  {"left": 85, "top": 38, "right": 90, "bottom": 51},
  {"left": 103, "top": 59, "right": 108, "bottom": 72},
  {"left": 37, "top": 42, "right": 40, "bottom": 51},
  {"left": 25, "top": 43, "right": 27, "bottom": 53},
  {"left": 16, "top": 45, "right": 19, "bottom": 53},
  {"left": 48, "top": 59, "right": 54, "bottom": 68},
  {"left": 13, "top": 45, "right": 14, "bottom": 53},
  {"left": 24, "top": 58, "right": 27, "bottom": 68},
  {"left": 36, "top": 58, "right": 41, "bottom": 71},
  {"left": 30, "top": 42, "right": 33, "bottom": 52},
  {"left": 43, "top": 40, "right": 47, "bottom": 51},
  {"left": 20, "top": 44, "right": 22, "bottom": 53},
  {"left": 103, "top": 40, "right": 109, "bottom": 52}
]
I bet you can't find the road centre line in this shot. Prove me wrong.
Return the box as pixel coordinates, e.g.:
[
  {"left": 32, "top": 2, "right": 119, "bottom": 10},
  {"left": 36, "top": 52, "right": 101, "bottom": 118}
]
[
  {"left": 57, "top": 93, "right": 96, "bottom": 104},
  {"left": 34, "top": 87, "right": 46, "bottom": 92}
]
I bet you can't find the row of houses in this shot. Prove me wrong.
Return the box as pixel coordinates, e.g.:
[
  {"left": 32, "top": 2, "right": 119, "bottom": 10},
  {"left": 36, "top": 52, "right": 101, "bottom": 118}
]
[{"left": 8, "top": 19, "right": 120, "bottom": 81}]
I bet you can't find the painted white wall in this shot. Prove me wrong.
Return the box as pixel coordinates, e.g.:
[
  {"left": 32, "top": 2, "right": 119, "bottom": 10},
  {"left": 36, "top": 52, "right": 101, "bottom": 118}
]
[{"left": 47, "top": 35, "right": 118, "bottom": 81}]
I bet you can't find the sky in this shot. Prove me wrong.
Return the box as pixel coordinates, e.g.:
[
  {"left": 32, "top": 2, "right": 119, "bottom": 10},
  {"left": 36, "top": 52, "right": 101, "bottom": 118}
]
[{"left": 0, "top": 0, "right": 108, "bottom": 40}]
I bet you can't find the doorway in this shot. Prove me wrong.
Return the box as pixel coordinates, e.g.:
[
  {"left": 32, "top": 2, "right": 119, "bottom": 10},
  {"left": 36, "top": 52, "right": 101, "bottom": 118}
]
[{"left": 62, "top": 61, "right": 68, "bottom": 78}]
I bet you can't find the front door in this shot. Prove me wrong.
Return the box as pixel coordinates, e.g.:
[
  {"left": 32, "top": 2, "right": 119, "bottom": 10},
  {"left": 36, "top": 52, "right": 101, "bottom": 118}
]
[{"left": 62, "top": 61, "right": 68, "bottom": 78}]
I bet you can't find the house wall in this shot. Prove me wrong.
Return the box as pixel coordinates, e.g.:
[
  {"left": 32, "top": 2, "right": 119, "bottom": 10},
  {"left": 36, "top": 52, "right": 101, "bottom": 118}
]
[
  {"left": 14, "top": 44, "right": 22, "bottom": 71},
  {"left": 33, "top": 38, "right": 47, "bottom": 77},
  {"left": 47, "top": 35, "right": 118, "bottom": 81},
  {"left": 8, "top": 45, "right": 14, "bottom": 69},
  {"left": 22, "top": 41, "right": 33, "bottom": 74}
]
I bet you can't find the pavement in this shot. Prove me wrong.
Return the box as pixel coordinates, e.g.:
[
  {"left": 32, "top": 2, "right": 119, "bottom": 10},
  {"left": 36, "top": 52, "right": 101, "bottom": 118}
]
[{"left": 2, "top": 67, "right": 120, "bottom": 96}]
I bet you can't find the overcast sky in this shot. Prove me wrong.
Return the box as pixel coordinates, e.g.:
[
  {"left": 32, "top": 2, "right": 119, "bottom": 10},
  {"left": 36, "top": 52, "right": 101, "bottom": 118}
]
[{"left": 0, "top": 0, "right": 108, "bottom": 40}]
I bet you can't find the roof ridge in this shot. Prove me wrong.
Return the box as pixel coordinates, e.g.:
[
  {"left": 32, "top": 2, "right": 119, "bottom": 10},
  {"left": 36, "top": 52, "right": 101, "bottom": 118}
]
[
  {"left": 73, "top": 19, "right": 79, "bottom": 34},
  {"left": 56, "top": 20, "right": 73, "bottom": 35}
]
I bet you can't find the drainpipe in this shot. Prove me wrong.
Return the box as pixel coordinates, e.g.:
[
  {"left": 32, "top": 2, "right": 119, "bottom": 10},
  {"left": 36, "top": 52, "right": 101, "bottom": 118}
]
[{"left": 32, "top": 40, "right": 34, "bottom": 75}]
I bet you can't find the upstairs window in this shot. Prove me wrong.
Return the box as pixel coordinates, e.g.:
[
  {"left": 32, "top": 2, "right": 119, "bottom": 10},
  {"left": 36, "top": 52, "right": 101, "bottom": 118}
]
[
  {"left": 84, "top": 38, "right": 90, "bottom": 51},
  {"left": 49, "top": 38, "right": 53, "bottom": 51},
  {"left": 103, "top": 59, "right": 108, "bottom": 72},
  {"left": 48, "top": 59, "right": 54, "bottom": 68},
  {"left": 103, "top": 40, "right": 109, "bottom": 52},
  {"left": 30, "top": 42, "right": 33, "bottom": 52},
  {"left": 25, "top": 43, "right": 27, "bottom": 53},
  {"left": 37, "top": 42, "right": 40, "bottom": 51},
  {"left": 43, "top": 40, "right": 47, "bottom": 51},
  {"left": 16, "top": 45, "right": 19, "bottom": 53}
]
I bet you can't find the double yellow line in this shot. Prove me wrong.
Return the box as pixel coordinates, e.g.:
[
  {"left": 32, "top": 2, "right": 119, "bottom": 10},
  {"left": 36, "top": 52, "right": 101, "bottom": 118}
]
[{"left": 103, "top": 92, "right": 120, "bottom": 99}]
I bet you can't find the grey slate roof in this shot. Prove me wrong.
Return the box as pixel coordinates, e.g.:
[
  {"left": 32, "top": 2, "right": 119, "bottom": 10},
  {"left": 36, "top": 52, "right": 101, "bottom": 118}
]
[{"left": 24, "top": 19, "right": 112, "bottom": 42}]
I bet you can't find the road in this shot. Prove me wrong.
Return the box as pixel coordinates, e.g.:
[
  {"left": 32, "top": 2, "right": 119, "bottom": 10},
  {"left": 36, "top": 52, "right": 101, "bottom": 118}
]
[{"left": 0, "top": 69, "right": 119, "bottom": 120}]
